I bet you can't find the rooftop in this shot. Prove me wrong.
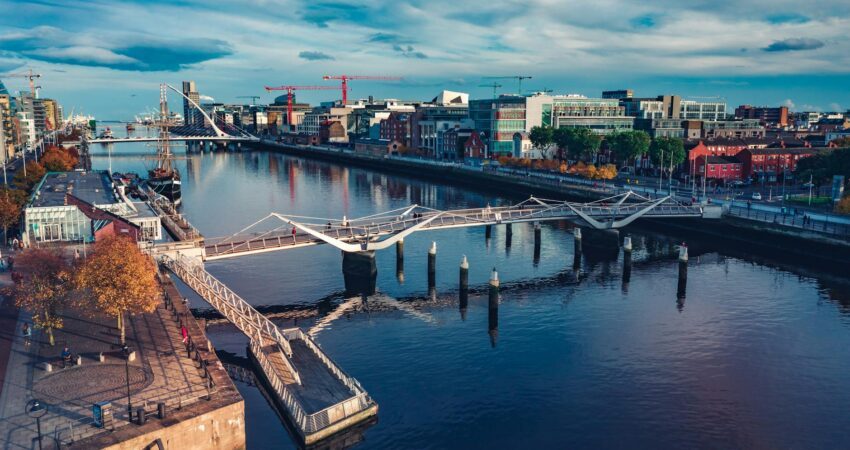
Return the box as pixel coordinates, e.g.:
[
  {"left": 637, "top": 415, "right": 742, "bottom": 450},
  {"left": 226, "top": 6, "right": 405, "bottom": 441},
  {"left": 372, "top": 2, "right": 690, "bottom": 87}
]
[{"left": 28, "top": 170, "right": 115, "bottom": 208}]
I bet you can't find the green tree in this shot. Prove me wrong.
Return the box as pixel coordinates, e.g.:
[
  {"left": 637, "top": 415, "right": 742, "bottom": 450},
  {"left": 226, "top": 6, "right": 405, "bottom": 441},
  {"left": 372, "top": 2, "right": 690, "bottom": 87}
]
[
  {"left": 75, "top": 235, "right": 160, "bottom": 345},
  {"left": 649, "top": 137, "right": 686, "bottom": 170},
  {"left": 529, "top": 126, "right": 554, "bottom": 159},
  {"left": 552, "top": 127, "right": 574, "bottom": 160},
  {"left": 10, "top": 248, "right": 72, "bottom": 346},
  {"left": 608, "top": 131, "right": 651, "bottom": 167},
  {"left": 570, "top": 128, "right": 603, "bottom": 162}
]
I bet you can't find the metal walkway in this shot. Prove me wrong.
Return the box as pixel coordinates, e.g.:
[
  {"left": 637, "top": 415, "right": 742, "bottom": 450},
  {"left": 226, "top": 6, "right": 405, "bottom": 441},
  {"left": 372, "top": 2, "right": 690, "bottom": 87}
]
[
  {"left": 160, "top": 255, "right": 377, "bottom": 443},
  {"left": 204, "top": 192, "right": 704, "bottom": 260}
]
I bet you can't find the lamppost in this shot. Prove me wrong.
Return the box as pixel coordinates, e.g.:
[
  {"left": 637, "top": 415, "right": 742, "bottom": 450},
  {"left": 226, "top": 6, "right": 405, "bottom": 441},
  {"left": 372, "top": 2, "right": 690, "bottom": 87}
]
[
  {"left": 26, "top": 399, "right": 47, "bottom": 450},
  {"left": 122, "top": 344, "right": 133, "bottom": 419}
]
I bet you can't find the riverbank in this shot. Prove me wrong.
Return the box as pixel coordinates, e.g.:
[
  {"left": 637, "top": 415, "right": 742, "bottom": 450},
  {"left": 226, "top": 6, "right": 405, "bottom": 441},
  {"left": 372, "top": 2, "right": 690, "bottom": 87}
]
[{"left": 249, "top": 140, "right": 850, "bottom": 268}]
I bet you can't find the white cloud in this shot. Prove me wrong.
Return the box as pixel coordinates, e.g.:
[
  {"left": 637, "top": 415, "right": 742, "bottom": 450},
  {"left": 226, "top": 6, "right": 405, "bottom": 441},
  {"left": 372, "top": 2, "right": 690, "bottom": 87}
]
[
  {"left": 25, "top": 46, "right": 140, "bottom": 65},
  {"left": 783, "top": 99, "right": 795, "bottom": 109}
]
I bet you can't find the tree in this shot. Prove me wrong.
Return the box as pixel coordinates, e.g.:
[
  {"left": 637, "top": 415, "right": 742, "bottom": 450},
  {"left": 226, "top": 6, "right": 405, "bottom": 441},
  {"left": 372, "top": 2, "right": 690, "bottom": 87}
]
[
  {"left": 75, "top": 235, "right": 160, "bottom": 345},
  {"left": 552, "top": 127, "right": 574, "bottom": 160},
  {"left": 529, "top": 126, "right": 554, "bottom": 159},
  {"left": 832, "top": 137, "right": 850, "bottom": 148},
  {"left": 10, "top": 248, "right": 72, "bottom": 346},
  {"left": 569, "top": 128, "right": 603, "bottom": 162},
  {"left": 13, "top": 161, "right": 46, "bottom": 191},
  {"left": 608, "top": 131, "right": 650, "bottom": 167},
  {"left": 649, "top": 137, "right": 686, "bottom": 172},
  {"left": 0, "top": 194, "right": 21, "bottom": 239},
  {"left": 41, "top": 147, "right": 78, "bottom": 172}
]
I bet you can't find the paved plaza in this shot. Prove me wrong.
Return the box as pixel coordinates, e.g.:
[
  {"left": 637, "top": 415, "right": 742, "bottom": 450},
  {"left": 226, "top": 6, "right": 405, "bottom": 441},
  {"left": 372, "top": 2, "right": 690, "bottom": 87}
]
[{"left": 0, "top": 276, "right": 211, "bottom": 449}]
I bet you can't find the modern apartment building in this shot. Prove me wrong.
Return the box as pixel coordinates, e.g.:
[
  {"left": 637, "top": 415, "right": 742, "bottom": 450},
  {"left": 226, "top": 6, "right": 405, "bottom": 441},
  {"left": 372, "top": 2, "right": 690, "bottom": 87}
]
[
  {"left": 182, "top": 81, "right": 201, "bottom": 126},
  {"left": 412, "top": 104, "right": 471, "bottom": 158},
  {"left": 702, "top": 119, "right": 764, "bottom": 138},
  {"left": 550, "top": 96, "right": 633, "bottom": 135},
  {"left": 680, "top": 99, "right": 727, "bottom": 121}
]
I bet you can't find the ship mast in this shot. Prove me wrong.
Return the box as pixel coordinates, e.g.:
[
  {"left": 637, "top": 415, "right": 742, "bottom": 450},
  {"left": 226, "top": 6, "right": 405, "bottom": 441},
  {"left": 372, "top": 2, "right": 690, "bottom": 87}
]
[{"left": 157, "top": 83, "right": 173, "bottom": 173}]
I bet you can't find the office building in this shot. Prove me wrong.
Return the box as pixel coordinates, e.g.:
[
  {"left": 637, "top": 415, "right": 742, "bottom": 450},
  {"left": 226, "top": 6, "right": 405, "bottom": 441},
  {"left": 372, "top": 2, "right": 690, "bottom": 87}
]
[
  {"left": 734, "top": 105, "right": 789, "bottom": 127},
  {"left": 602, "top": 89, "right": 633, "bottom": 100},
  {"left": 702, "top": 119, "right": 764, "bottom": 138},
  {"left": 182, "top": 81, "right": 201, "bottom": 126}
]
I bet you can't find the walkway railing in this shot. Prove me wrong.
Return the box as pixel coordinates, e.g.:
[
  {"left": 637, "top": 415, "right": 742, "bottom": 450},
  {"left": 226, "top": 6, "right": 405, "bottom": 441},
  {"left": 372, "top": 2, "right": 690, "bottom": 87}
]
[{"left": 160, "top": 255, "right": 296, "bottom": 368}]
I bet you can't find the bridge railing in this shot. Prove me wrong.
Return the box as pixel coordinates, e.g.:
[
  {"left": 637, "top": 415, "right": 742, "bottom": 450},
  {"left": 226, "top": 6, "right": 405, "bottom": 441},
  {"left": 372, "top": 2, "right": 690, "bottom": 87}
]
[{"left": 160, "top": 255, "right": 298, "bottom": 376}]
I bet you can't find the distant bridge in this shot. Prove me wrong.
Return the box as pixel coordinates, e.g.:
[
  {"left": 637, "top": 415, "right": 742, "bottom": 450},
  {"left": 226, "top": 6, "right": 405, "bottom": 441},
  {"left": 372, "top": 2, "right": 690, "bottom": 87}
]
[
  {"left": 200, "top": 192, "right": 707, "bottom": 261},
  {"left": 88, "top": 135, "right": 258, "bottom": 144}
]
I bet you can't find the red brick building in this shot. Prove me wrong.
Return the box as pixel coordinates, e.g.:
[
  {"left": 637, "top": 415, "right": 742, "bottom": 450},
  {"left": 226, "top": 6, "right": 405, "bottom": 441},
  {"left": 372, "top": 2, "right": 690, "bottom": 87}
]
[
  {"left": 734, "top": 105, "right": 789, "bottom": 127},
  {"left": 696, "top": 155, "right": 743, "bottom": 181},
  {"left": 736, "top": 148, "right": 822, "bottom": 182},
  {"left": 379, "top": 112, "right": 412, "bottom": 147},
  {"left": 463, "top": 132, "right": 486, "bottom": 159}
]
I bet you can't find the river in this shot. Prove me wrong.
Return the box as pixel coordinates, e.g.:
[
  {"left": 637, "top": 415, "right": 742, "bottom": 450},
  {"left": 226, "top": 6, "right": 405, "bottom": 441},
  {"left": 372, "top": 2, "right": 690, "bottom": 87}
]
[{"left": 89, "top": 143, "right": 850, "bottom": 449}]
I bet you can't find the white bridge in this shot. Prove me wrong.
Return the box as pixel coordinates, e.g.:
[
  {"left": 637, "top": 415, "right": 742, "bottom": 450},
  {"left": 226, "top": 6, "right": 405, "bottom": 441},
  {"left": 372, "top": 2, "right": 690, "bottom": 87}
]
[
  {"left": 201, "top": 192, "right": 707, "bottom": 260},
  {"left": 88, "top": 135, "right": 258, "bottom": 144}
]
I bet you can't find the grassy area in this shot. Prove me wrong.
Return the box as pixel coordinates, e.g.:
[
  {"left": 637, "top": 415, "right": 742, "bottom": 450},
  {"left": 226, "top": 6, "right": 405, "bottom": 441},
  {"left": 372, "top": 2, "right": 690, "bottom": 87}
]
[{"left": 786, "top": 195, "right": 832, "bottom": 206}]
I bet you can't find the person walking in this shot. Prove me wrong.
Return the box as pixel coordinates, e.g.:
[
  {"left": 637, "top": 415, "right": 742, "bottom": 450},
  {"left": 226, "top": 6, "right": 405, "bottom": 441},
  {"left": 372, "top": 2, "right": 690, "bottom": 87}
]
[{"left": 22, "top": 323, "right": 31, "bottom": 346}]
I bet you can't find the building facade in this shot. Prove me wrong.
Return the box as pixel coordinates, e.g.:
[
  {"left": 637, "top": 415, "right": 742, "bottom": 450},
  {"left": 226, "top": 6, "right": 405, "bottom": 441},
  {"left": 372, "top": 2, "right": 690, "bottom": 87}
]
[
  {"left": 182, "top": 81, "right": 201, "bottom": 126},
  {"left": 680, "top": 99, "right": 727, "bottom": 121},
  {"left": 734, "top": 105, "right": 789, "bottom": 127}
]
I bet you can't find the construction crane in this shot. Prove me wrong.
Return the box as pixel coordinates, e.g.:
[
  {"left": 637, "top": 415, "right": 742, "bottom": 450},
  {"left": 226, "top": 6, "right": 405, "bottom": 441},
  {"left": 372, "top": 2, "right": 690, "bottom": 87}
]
[
  {"left": 264, "top": 85, "right": 338, "bottom": 130},
  {"left": 322, "top": 74, "right": 402, "bottom": 105},
  {"left": 237, "top": 95, "right": 261, "bottom": 106},
  {"left": 483, "top": 76, "right": 532, "bottom": 95},
  {"left": 524, "top": 87, "right": 553, "bottom": 95},
  {"left": 2, "top": 68, "right": 42, "bottom": 98},
  {"left": 479, "top": 83, "right": 502, "bottom": 99}
]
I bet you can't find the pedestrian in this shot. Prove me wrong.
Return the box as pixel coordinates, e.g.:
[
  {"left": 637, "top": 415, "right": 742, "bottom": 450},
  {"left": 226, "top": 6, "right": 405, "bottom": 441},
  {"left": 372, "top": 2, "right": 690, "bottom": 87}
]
[
  {"left": 747, "top": 200, "right": 751, "bottom": 210},
  {"left": 61, "top": 346, "right": 72, "bottom": 368},
  {"left": 22, "top": 323, "right": 31, "bottom": 346},
  {"left": 181, "top": 325, "right": 188, "bottom": 344},
  {"left": 291, "top": 227, "right": 297, "bottom": 237},
  {"left": 12, "top": 237, "right": 18, "bottom": 249}
]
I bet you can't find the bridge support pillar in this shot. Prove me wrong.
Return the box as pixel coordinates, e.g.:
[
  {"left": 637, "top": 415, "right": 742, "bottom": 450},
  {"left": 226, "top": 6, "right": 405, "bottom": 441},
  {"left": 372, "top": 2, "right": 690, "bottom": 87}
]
[
  {"left": 485, "top": 224, "right": 492, "bottom": 240},
  {"left": 459, "top": 256, "right": 469, "bottom": 321},
  {"left": 427, "top": 242, "right": 437, "bottom": 288},
  {"left": 623, "top": 235, "right": 632, "bottom": 286},
  {"left": 342, "top": 251, "right": 376, "bottom": 296},
  {"left": 582, "top": 229, "right": 620, "bottom": 262},
  {"left": 505, "top": 223, "right": 513, "bottom": 249},
  {"left": 488, "top": 268, "right": 499, "bottom": 348}
]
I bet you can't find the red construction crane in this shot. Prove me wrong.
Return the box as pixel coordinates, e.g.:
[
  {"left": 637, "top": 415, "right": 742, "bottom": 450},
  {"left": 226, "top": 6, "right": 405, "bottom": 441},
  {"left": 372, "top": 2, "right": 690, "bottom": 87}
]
[
  {"left": 322, "top": 74, "right": 402, "bottom": 105},
  {"left": 264, "top": 85, "right": 338, "bottom": 130},
  {"left": 2, "top": 68, "right": 42, "bottom": 98}
]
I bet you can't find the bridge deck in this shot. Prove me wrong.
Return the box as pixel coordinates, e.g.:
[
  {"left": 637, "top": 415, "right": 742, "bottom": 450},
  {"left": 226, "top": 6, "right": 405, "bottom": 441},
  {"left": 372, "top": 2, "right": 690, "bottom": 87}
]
[{"left": 204, "top": 198, "right": 703, "bottom": 260}]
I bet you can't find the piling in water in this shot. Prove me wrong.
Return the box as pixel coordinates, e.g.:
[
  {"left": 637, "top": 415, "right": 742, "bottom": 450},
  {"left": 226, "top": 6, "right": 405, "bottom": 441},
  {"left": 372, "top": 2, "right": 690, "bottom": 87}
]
[
  {"left": 505, "top": 223, "right": 512, "bottom": 248},
  {"left": 428, "top": 242, "right": 437, "bottom": 288},
  {"left": 396, "top": 239, "right": 404, "bottom": 282},
  {"left": 677, "top": 244, "right": 688, "bottom": 299},
  {"left": 623, "top": 235, "right": 632, "bottom": 283},
  {"left": 459, "top": 256, "right": 469, "bottom": 320},
  {"left": 488, "top": 268, "right": 499, "bottom": 347},
  {"left": 533, "top": 222, "right": 541, "bottom": 263},
  {"left": 573, "top": 228, "right": 582, "bottom": 269},
  {"left": 485, "top": 224, "right": 492, "bottom": 239}
]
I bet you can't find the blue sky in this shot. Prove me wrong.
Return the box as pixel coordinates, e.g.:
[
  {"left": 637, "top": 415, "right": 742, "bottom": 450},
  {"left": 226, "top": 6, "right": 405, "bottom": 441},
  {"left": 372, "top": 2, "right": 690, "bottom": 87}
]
[{"left": 1, "top": 0, "right": 848, "bottom": 119}]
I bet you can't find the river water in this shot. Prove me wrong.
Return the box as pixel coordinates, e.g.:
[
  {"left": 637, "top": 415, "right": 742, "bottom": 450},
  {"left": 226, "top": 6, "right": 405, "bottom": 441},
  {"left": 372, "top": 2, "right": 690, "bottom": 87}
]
[{"left": 90, "top": 144, "right": 850, "bottom": 449}]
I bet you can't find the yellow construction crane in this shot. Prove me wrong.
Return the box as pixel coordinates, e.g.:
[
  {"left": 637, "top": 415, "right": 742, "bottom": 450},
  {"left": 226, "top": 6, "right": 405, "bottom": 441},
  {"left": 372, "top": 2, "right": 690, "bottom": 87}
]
[{"left": 2, "top": 68, "right": 42, "bottom": 97}]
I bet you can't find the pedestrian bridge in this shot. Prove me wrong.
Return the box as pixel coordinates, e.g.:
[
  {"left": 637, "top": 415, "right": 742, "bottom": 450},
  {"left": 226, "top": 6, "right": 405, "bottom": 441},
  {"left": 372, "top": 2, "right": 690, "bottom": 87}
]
[{"left": 201, "top": 192, "right": 707, "bottom": 260}]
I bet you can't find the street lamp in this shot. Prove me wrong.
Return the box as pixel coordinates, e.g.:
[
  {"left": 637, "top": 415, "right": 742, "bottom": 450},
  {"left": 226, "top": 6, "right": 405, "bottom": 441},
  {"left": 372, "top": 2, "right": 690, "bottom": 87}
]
[
  {"left": 122, "top": 344, "right": 133, "bottom": 419},
  {"left": 26, "top": 399, "right": 47, "bottom": 450}
]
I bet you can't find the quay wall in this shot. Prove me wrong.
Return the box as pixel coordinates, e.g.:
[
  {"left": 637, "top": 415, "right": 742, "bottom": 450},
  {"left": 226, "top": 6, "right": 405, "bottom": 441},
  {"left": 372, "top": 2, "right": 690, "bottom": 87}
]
[{"left": 250, "top": 141, "right": 850, "bottom": 269}]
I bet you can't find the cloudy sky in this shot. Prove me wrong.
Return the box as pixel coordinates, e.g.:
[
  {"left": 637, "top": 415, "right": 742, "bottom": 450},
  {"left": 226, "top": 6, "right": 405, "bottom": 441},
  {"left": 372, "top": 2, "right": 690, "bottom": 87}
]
[{"left": 1, "top": 0, "right": 849, "bottom": 119}]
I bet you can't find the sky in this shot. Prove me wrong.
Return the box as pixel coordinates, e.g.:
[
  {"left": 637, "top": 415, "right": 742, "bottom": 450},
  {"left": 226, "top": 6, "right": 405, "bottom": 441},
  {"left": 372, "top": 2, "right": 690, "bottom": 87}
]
[{"left": 1, "top": 0, "right": 849, "bottom": 119}]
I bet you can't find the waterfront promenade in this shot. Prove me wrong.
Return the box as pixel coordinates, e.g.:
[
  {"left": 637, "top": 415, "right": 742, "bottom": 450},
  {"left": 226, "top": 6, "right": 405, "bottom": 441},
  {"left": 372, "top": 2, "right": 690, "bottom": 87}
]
[{"left": 0, "top": 268, "right": 244, "bottom": 449}]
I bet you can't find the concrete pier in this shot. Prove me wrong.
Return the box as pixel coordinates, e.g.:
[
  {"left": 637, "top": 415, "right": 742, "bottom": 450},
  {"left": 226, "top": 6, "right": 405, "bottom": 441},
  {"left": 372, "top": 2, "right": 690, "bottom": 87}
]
[
  {"left": 485, "top": 224, "right": 492, "bottom": 239},
  {"left": 488, "top": 268, "right": 499, "bottom": 348},
  {"left": 505, "top": 223, "right": 513, "bottom": 248},
  {"left": 428, "top": 242, "right": 437, "bottom": 288}
]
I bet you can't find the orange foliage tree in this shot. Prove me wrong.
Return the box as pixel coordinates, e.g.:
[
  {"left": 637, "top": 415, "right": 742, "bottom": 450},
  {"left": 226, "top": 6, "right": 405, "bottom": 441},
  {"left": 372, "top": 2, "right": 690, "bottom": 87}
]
[
  {"left": 75, "top": 235, "right": 160, "bottom": 345},
  {"left": 41, "top": 146, "right": 79, "bottom": 172},
  {"left": 10, "top": 248, "right": 72, "bottom": 345},
  {"left": 13, "top": 161, "right": 46, "bottom": 191},
  {"left": 836, "top": 195, "right": 850, "bottom": 214}
]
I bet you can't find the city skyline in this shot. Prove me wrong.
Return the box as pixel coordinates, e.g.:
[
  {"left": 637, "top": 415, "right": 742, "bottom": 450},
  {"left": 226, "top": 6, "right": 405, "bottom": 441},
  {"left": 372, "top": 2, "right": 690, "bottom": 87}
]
[{"left": 1, "top": 0, "right": 849, "bottom": 118}]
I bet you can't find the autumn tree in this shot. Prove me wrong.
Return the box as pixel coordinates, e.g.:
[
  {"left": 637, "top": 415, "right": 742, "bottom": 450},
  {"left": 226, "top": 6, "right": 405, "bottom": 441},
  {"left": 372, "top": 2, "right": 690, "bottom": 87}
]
[
  {"left": 75, "top": 235, "right": 160, "bottom": 345},
  {"left": 10, "top": 248, "right": 72, "bottom": 345},
  {"left": 41, "top": 147, "right": 78, "bottom": 172},
  {"left": 13, "top": 161, "right": 46, "bottom": 191}
]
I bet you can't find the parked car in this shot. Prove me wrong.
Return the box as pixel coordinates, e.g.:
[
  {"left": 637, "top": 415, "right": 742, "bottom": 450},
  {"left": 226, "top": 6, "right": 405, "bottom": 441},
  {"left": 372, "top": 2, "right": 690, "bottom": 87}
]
[{"left": 751, "top": 192, "right": 762, "bottom": 200}]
